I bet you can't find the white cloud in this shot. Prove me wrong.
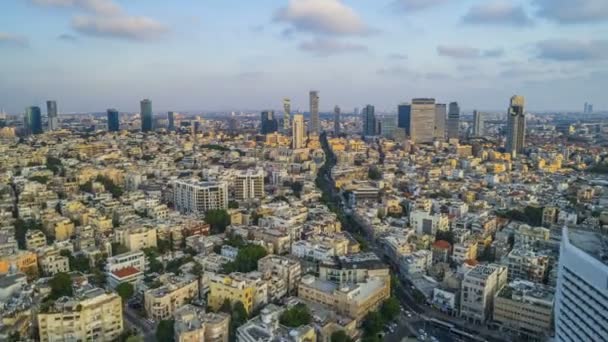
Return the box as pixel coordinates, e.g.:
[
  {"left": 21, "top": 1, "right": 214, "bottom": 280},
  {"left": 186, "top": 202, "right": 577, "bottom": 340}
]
[
  {"left": 463, "top": 1, "right": 533, "bottom": 26},
  {"left": 299, "top": 37, "right": 367, "bottom": 56},
  {"left": 0, "top": 32, "right": 28, "bottom": 47},
  {"left": 534, "top": 0, "right": 608, "bottom": 24},
  {"left": 32, "top": 0, "right": 121, "bottom": 15},
  {"left": 72, "top": 15, "right": 168, "bottom": 41},
  {"left": 275, "top": 0, "right": 370, "bottom": 35}
]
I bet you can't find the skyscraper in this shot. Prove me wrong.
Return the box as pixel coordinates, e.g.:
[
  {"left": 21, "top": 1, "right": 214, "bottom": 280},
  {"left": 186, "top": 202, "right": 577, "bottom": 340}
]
[
  {"left": 473, "top": 110, "right": 484, "bottom": 137},
  {"left": 167, "top": 111, "right": 176, "bottom": 131},
  {"left": 292, "top": 114, "right": 305, "bottom": 149},
  {"left": 554, "top": 226, "right": 608, "bottom": 342},
  {"left": 362, "top": 105, "right": 376, "bottom": 136},
  {"left": 25, "top": 106, "right": 43, "bottom": 135},
  {"left": 410, "top": 98, "right": 436, "bottom": 143},
  {"left": 434, "top": 103, "right": 446, "bottom": 141},
  {"left": 283, "top": 98, "right": 291, "bottom": 132},
  {"left": 334, "top": 105, "right": 341, "bottom": 135},
  {"left": 506, "top": 95, "right": 526, "bottom": 157},
  {"left": 397, "top": 104, "right": 411, "bottom": 136},
  {"left": 107, "top": 109, "right": 120, "bottom": 132},
  {"left": 260, "top": 110, "right": 278, "bottom": 135},
  {"left": 447, "top": 102, "right": 460, "bottom": 140},
  {"left": 379, "top": 116, "right": 396, "bottom": 138},
  {"left": 309, "top": 90, "right": 319, "bottom": 135},
  {"left": 140, "top": 99, "right": 153, "bottom": 132},
  {"left": 46, "top": 100, "right": 59, "bottom": 131}
]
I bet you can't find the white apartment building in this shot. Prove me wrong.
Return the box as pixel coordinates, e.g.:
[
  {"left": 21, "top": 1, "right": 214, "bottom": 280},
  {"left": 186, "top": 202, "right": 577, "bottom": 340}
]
[
  {"left": 460, "top": 264, "right": 508, "bottom": 323},
  {"left": 114, "top": 225, "right": 157, "bottom": 251},
  {"left": 174, "top": 180, "right": 228, "bottom": 215},
  {"left": 555, "top": 227, "right": 608, "bottom": 342},
  {"left": 409, "top": 210, "right": 449, "bottom": 236},
  {"left": 234, "top": 168, "right": 264, "bottom": 201},
  {"left": 399, "top": 250, "right": 432, "bottom": 277}
]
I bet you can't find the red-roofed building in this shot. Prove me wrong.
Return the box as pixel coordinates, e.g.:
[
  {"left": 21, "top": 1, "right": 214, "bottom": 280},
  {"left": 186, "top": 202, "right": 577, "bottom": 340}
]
[
  {"left": 108, "top": 266, "right": 143, "bottom": 289},
  {"left": 432, "top": 240, "right": 452, "bottom": 264}
]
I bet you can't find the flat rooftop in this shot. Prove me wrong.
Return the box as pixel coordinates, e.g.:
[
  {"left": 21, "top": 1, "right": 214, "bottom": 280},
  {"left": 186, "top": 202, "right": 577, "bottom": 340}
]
[{"left": 568, "top": 228, "right": 608, "bottom": 265}]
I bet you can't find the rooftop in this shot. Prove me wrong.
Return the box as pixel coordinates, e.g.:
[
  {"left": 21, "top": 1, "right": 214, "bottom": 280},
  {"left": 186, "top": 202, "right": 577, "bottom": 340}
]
[
  {"left": 497, "top": 280, "right": 554, "bottom": 307},
  {"left": 567, "top": 227, "right": 608, "bottom": 265}
]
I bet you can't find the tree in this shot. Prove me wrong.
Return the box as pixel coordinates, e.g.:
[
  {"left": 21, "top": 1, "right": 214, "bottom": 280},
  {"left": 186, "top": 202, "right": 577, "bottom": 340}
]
[
  {"left": 14, "top": 219, "right": 43, "bottom": 249},
  {"left": 112, "top": 243, "right": 129, "bottom": 255},
  {"left": 155, "top": 320, "right": 175, "bottom": 342},
  {"left": 46, "top": 156, "right": 63, "bottom": 175},
  {"left": 228, "top": 200, "right": 239, "bottom": 209},
  {"left": 435, "top": 230, "right": 455, "bottom": 245},
  {"left": 331, "top": 330, "right": 354, "bottom": 342},
  {"left": 219, "top": 298, "right": 232, "bottom": 314},
  {"left": 362, "top": 311, "right": 384, "bottom": 337},
  {"left": 222, "top": 244, "right": 267, "bottom": 273},
  {"left": 49, "top": 272, "right": 73, "bottom": 299},
  {"left": 368, "top": 166, "right": 382, "bottom": 180},
  {"left": 290, "top": 181, "right": 303, "bottom": 197},
  {"left": 380, "top": 297, "right": 400, "bottom": 321},
  {"left": 95, "top": 175, "right": 124, "bottom": 198},
  {"left": 116, "top": 283, "right": 134, "bottom": 303},
  {"left": 205, "top": 209, "right": 231, "bottom": 234},
  {"left": 279, "top": 303, "right": 312, "bottom": 327},
  {"left": 230, "top": 301, "right": 249, "bottom": 341},
  {"left": 29, "top": 175, "right": 49, "bottom": 184}
]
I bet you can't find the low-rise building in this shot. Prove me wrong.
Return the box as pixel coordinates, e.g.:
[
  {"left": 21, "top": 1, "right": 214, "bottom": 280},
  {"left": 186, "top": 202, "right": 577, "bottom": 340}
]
[
  {"left": 144, "top": 274, "right": 199, "bottom": 321},
  {"left": 460, "top": 264, "right": 508, "bottom": 323},
  {"left": 114, "top": 225, "right": 157, "bottom": 252},
  {"left": 174, "top": 304, "right": 230, "bottom": 342},
  {"left": 39, "top": 254, "right": 69, "bottom": 276},
  {"left": 236, "top": 304, "right": 316, "bottom": 342},
  {"left": 207, "top": 273, "right": 255, "bottom": 314},
  {"left": 258, "top": 255, "right": 302, "bottom": 293},
  {"left": 25, "top": 229, "right": 47, "bottom": 250},
  {"left": 319, "top": 252, "right": 389, "bottom": 285}
]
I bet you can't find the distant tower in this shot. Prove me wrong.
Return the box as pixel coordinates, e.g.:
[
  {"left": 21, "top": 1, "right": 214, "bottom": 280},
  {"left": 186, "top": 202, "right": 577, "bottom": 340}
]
[
  {"left": 25, "top": 106, "right": 43, "bottom": 135},
  {"left": 354, "top": 107, "right": 360, "bottom": 116},
  {"left": 434, "top": 103, "right": 446, "bottom": 141},
  {"left": 473, "top": 110, "right": 484, "bottom": 137},
  {"left": 167, "top": 111, "right": 176, "bottom": 131},
  {"left": 283, "top": 98, "right": 291, "bottom": 132},
  {"left": 584, "top": 102, "right": 588, "bottom": 114},
  {"left": 397, "top": 103, "right": 411, "bottom": 136},
  {"left": 410, "top": 98, "right": 436, "bottom": 143},
  {"left": 228, "top": 112, "right": 238, "bottom": 132},
  {"left": 506, "top": 95, "right": 526, "bottom": 157},
  {"left": 334, "top": 105, "right": 341, "bottom": 135},
  {"left": 107, "top": 109, "right": 120, "bottom": 132},
  {"left": 46, "top": 100, "right": 59, "bottom": 131},
  {"left": 261, "top": 111, "right": 278, "bottom": 135},
  {"left": 309, "top": 90, "right": 319, "bottom": 135},
  {"left": 362, "top": 105, "right": 376, "bottom": 136},
  {"left": 447, "top": 102, "right": 460, "bottom": 140},
  {"left": 292, "top": 114, "right": 305, "bottom": 149},
  {"left": 140, "top": 99, "right": 153, "bottom": 132}
]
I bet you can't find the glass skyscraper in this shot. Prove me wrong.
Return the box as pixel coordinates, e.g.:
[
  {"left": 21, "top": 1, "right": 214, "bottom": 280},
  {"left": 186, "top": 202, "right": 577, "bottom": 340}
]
[
  {"left": 25, "top": 106, "right": 43, "bottom": 135},
  {"left": 107, "top": 109, "right": 120, "bottom": 132},
  {"left": 362, "top": 104, "right": 376, "bottom": 136},
  {"left": 168, "top": 111, "right": 176, "bottom": 131},
  {"left": 398, "top": 104, "right": 411, "bottom": 136},
  {"left": 506, "top": 95, "right": 526, "bottom": 157},
  {"left": 46, "top": 100, "right": 59, "bottom": 131},
  {"left": 260, "top": 110, "right": 278, "bottom": 135},
  {"left": 140, "top": 99, "right": 153, "bottom": 132}
]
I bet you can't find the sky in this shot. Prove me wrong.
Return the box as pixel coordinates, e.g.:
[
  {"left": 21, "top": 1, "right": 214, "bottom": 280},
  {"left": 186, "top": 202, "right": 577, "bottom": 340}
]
[{"left": 1, "top": 0, "right": 608, "bottom": 114}]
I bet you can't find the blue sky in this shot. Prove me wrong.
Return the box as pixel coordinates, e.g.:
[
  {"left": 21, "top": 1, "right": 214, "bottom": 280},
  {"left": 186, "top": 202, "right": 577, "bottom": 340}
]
[{"left": 1, "top": 0, "right": 607, "bottom": 113}]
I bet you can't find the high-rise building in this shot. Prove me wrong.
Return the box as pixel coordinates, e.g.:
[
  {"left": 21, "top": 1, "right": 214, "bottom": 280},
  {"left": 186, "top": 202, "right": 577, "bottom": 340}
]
[
  {"left": 283, "top": 98, "right": 291, "bottom": 132},
  {"left": 309, "top": 90, "right": 319, "bottom": 135},
  {"left": 234, "top": 168, "right": 265, "bottom": 201},
  {"left": 37, "top": 288, "right": 124, "bottom": 342},
  {"left": 473, "top": 110, "right": 484, "bottom": 136},
  {"left": 583, "top": 102, "right": 594, "bottom": 114},
  {"left": 46, "top": 100, "right": 59, "bottom": 131},
  {"left": 362, "top": 104, "right": 376, "bottom": 136},
  {"left": 460, "top": 264, "right": 508, "bottom": 323},
  {"left": 506, "top": 95, "right": 526, "bottom": 157},
  {"left": 260, "top": 110, "right": 278, "bottom": 135},
  {"left": 334, "top": 105, "right": 341, "bottom": 135},
  {"left": 397, "top": 104, "right": 411, "bottom": 136},
  {"left": 378, "top": 116, "right": 396, "bottom": 138},
  {"left": 292, "top": 114, "right": 305, "bottom": 149},
  {"left": 25, "top": 106, "right": 43, "bottom": 135},
  {"left": 554, "top": 227, "right": 608, "bottom": 342},
  {"left": 434, "top": 103, "right": 446, "bottom": 141},
  {"left": 168, "top": 111, "right": 176, "bottom": 131},
  {"left": 140, "top": 99, "right": 153, "bottom": 132},
  {"left": 447, "top": 102, "right": 460, "bottom": 140},
  {"left": 410, "top": 98, "right": 436, "bottom": 143},
  {"left": 107, "top": 109, "right": 120, "bottom": 132},
  {"left": 173, "top": 180, "right": 229, "bottom": 215},
  {"left": 354, "top": 107, "right": 359, "bottom": 116}
]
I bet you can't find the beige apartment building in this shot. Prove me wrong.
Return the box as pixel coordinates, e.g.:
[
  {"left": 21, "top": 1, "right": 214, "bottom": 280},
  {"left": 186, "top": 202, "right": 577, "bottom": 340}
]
[
  {"left": 319, "top": 252, "right": 389, "bottom": 286},
  {"left": 37, "top": 288, "right": 123, "bottom": 342},
  {"left": 25, "top": 229, "right": 47, "bottom": 250},
  {"left": 298, "top": 275, "right": 390, "bottom": 321},
  {"left": 174, "top": 304, "right": 230, "bottom": 342},
  {"left": 460, "top": 264, "right": 508, "bottom": 323},
  {"left": 114, "top": 225, "right": 157, "bottom": 251},
  {"left": 258, "top": 255, "right": 302, "bottom": 293},
  {"left": 494, "top": 280, "right": 554, "bottom": 341},
  {"left": 234, "top": 168, "right": 264, "bottom": 201},
  {"left": 144, "top": 274, "right": 199, "bottom": 321}
]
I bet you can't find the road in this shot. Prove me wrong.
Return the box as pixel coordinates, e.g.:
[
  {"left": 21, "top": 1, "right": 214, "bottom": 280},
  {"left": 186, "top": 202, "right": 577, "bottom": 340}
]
[{"left": 123, "top": 306, "right": 156, "bottom": 342}]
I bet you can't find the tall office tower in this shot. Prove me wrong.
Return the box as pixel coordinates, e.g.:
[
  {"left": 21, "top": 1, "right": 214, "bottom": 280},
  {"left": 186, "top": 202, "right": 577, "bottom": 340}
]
[
  {"left": 473, "top": 110, "right": 484, "bottom": 136},
  {"left": 362, "top": 104, "right": 376, "bottom": 136},
  {"left": 410, "top": 98, "right": 436, "bottom": 143},
  {"left": 167, "top": 111, "right": 176, "bottom": 131},
  {"left": 333, "top": 105, "right": 341, "bottom": 135},
  {"left": 260, "top": 110, "right": 278, "bottom": 135},
  {"left": 173, "top": 180, "right": 229, "bottom": 215},
  {"left": 292, "top": 114, "right": 305, "bottom": 149},
  {"left": 235, "top": 168, "right": 265, "bottom": 201},
  {"left": 447, "top": 102, "right": 460, "bottom": 140},
  {"left": 588, "top": 104, "right": 593, "bottom": 114},
  {"left": 140, "top": 99, "right": 153, "bottom": 132},
  {"left": 25, "top": 106, "right": 43, "bottom": 135},
  {"left": 397, "top": 103, "right": 411, "bottom": 136},
  {"left": 354, "top": 107, "right": 359, "bottom": 116},
  {"left": 379, "top": 116, "right": 396, "bottom": 138},
  {"left": 46, "top": 100, "right": 58, "bottom": 131},
  {"left": 283, "top": 98, "right": 291, "bottom": 132},
  {"left": 434, "top": 103, "right": 447, "bottom": 141},
  {"left": 584, "top": 102, "right": 588, "bottom": 114},
  {"left": 506, "top": 95, "right": 526, "bottom": 157},
  {"left": 228, "top": 113, "right": 238, "bottom": 132},
  {"left": 107, "top": 109, "right": 120, "bottom": 132},
  {"left": 309, "top": 90, "right": 319, "bottom": 135},
  {"left": 554, "top": 226, "right": 608, "bottom": 342}
]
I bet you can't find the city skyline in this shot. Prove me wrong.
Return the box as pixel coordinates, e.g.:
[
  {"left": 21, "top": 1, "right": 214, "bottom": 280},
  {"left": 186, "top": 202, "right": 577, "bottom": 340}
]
[{"left": 1, "top": 0, "right": 607, "bottom": 113}]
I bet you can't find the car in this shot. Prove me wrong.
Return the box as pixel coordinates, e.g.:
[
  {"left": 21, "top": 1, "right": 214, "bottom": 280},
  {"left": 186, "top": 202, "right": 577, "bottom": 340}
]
[{"left": 418, "top": 329, "right": 425, "bottom": 335}]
